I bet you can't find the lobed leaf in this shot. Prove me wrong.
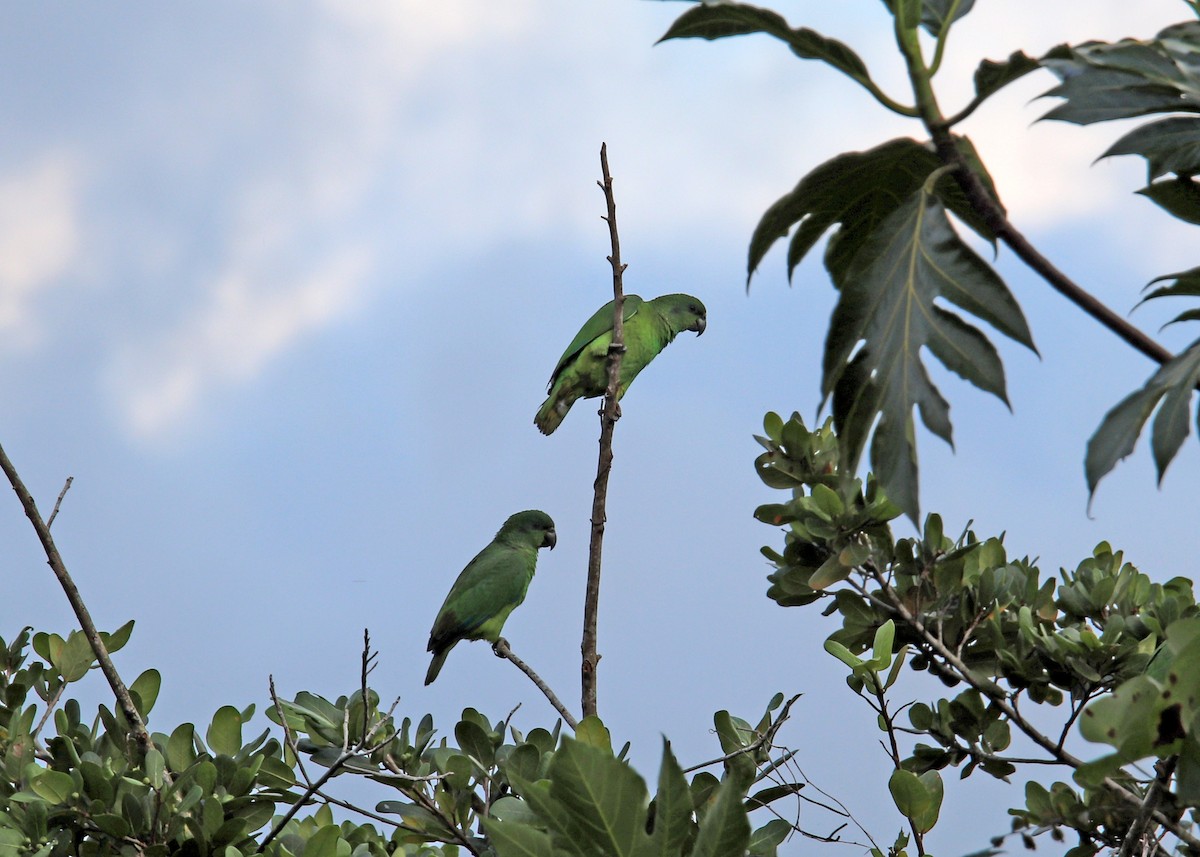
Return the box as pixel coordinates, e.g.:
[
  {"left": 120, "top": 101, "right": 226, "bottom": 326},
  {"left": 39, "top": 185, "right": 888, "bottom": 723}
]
[
  {"left": 1086, "top": 338, "right": 1200, "bottom": 496},
  {"left": 824, "top": 186, "right": 1035, "bottom": 521}
]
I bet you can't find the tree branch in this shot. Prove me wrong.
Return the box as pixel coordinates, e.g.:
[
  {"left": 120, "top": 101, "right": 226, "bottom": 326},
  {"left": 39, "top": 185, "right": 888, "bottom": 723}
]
[
  {"left": 865, "top": 565, "right": 1200, "bottom": 852},
  {"left": 493, "top": 637, "right": 579, "bottom": 730},
  {"left": 582, "top": 142, "right": 628, "bottom": 720},
  {"left": 0, "top": 442, "right": 158, "bottom": 764}
]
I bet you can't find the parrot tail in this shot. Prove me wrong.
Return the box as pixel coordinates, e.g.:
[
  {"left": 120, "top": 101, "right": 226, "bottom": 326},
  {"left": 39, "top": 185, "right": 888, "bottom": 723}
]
[
  {"left": 425, "top": 648, "right": 451, "bottom": 685},
  {"left": 534, "top": 393, "right": 572, "bottom": 435}
]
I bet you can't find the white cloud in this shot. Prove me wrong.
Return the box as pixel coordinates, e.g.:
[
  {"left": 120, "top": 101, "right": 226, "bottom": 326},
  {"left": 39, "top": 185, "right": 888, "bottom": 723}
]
[
  {"left": 0, "top": 153, "right": 82, "bottom": 346},
  {"left": 114, "top": 245, "right": 373, "bottom": 438}
]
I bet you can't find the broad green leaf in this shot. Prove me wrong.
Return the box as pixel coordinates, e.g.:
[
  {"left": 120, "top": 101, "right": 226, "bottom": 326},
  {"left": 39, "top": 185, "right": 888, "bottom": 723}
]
[
  {"left": 100, "top": 619, "right": 135, "bottom": 654},
  {"left": 206, "top": 705, "right": 243, "bottom": 757},
  {"left": 546, "top": 738, "right": 651, "bottom": 857},
  {"left": 748, "top": 818, "right": 791, "bottom": 857},
  {"left": 972, "top": 51, "right": 1042, "bottom": 105},
  {"left": 504, "top": 772, "right": 590, "bottom": 857},
  {"left": 888, "top": 769, "right": 931, "bottom": 820},
  {"left": 657, "top": 3, "right": 874, "bottom": 94},
  {"left": 1138, "top": 177, "right": 1200, "bottom": 224},
  {"left": 574, "top": 716, "right": 613, "bottom": 753},
  {"left": 129, "top": 669, "right": 161, "bottom": 718},
  {"left": 30, "top": 769, "right": 75, "bottom": 803},
  {"left": 455, "top": 718, "right": 495, "bottom": 768},
  {"left": 1041, "top": 24, "right": 1200, "bottom": 125},
  {"left": 56, "top": 631, "right": 95, "bottom": 682},
  {"left": 166, "top": 722, "right": 197, "bottom": 772},
  {"left": 747, "top": 136, "right": 1002, "bottom": 287},
  {"left": 1102, "top": 116, "right": 1200, "bottom": 180},
  {"left": 747, "top": 139, "right": 934, "bottom": 284},
  {"left": 691, "top": 770, "right": 752, "bottom": 857},
  {"left": 913, "top": 771, "right": 943, "bottom": 833},
  {"left": 649, "top": 740, "right": 694, "bottom": 856},
  {"left": 482, "top": 817, "right": 555, "bottom": 857},
  {"left": 302, "top": 824, "right": 344, "bottom": 857},
  {"left": 1086, "top": 339, "right": 1200, "bottom": 496},
  {"left": 825, "top": 186, "right": 1035, "bottom": 521}
]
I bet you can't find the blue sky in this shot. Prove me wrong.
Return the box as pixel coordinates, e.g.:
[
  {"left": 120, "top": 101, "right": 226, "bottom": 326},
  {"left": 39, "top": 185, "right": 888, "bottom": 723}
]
[{"left": 2, "top": 1, "right": 1197, "bottom": 853}]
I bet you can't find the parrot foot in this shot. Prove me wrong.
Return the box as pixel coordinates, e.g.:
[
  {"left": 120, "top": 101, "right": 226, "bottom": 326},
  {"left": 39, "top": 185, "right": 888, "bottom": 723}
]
[
  {"left": 492, "top": 637, "right": 510, "bottom": 657},
  {"left": 596, "top": 402, "right": 622, "bottom": 420}
]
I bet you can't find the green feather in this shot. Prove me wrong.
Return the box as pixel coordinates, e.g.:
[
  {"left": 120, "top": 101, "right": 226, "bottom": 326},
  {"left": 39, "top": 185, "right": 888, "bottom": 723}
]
[
  {"left": 425, "top": 510, "right": 556, "bottom": 685},
  {"left": 534, "top": 293, "right": 706, "bottom": 435}
]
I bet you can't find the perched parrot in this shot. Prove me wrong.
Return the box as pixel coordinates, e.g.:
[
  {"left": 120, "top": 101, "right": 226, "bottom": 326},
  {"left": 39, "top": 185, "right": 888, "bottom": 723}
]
[
  {"left": 425, "top": 510, "right": 557, "bottom": 685},
  {"left": 534, "top": 293, "right": 707, "bottom": 434}
]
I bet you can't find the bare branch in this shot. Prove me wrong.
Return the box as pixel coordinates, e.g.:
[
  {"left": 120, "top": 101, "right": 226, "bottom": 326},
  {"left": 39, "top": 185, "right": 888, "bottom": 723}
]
[
  {"left": 0, "top": 442, "right": 159, "bottom": 767},
  {"left": 493, "top": 637, "right": 579, "bottom": 730},
  {"left": 582, "top": 141, "right": 629, "bottom": 720},
  {"left": 47, "top": 476, "right": 72, "bottom": 529}
]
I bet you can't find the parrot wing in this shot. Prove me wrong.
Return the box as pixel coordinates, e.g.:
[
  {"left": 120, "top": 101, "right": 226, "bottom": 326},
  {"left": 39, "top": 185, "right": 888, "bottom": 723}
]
[
  {"left": 547, "top": 295, "right": 644, "bottom": 391},
  {"left": 428, "top": 543, "right": 534, "bottom": 651}
]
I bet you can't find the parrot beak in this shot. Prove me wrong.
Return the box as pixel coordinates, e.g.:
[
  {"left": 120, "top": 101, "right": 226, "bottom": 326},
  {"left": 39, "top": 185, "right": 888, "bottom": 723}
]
[
  {"left": 544, "top": 529, "right": 557, "bottom": 550},
  {"left": 692, "top": 315, "right": 706, "bottom": 336}
]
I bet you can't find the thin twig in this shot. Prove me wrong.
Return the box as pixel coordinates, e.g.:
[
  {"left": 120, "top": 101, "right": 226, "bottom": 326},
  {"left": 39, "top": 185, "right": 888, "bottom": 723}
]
[
  {"left": 681, "top": 694, "right": 800, "bottom": 774},
  {"left": 0, "top": 442, "right": 159, "bottom": 766},
  {"left": 258, "top": 648, "right": 406, "bottom": 854},
  {"left": 869, "top": 678, "right": 925, "bottom": 855},
  {"left": 493, "top": 637, "right": 579, "bottom": 730},
  {"left": 30, "top": 682, "right": 68, "bottom": 743},
  {"left": 47, "top": 476, "right": 72, "bottom": 529},
  {"left": 582, "top": 141, "right": 628, "bottom": 720},
  {"left": 1117, "top": 757, "right": 1177, "bottom": 857}
]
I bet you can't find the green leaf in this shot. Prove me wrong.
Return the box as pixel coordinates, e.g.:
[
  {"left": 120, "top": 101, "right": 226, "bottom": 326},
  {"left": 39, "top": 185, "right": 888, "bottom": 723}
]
[
  {"left": 888, "top": 769, "right": 931, "bottom": 820},
  {"left": 574, "top": 716, "right": 613, "bottom": 753},
  {"left": 1102, "top": 117, "right": 1200, "bottom": 180},
  {"left": 1139, "top": 177, "right": 1200, "bottom": 225},
  {"left": 912, "top": 771, "right": 943, "bottom": 833},
  {"left": 1142, "top": 266, "right": 1200, "bottom": 304},
  {"left": 166, "top": 722, "right": 197, "bottom": 772},
  {"left": 972, "top": 51, "right": 1042, "bottom": 104},
  {"left": 649, "top": 740, "right": 694, "bottom": 856},
  {"left": 1086, "top": 339, "right": 1200, "bottom": 496},
  {"left": 826, "top": 186, "right": 1035, "bottom": 522},
  {"left": 30, "top": 769, "right": 75, "bottom": 803},
  {"left": 748, "top": 818, "right": 791, "bottom": 857},
  {"left": 691, "top": 770, "right": 752, "bottom": 857},
  {"left": 100, "top": 619, "right": 135, "bottom": 654},
  {"left": 657, "top": 3, "right": 874, "bottom": 95},
  {"left": 1041, "top": 26, "right": 1200, "bottom": 126},
  {"left": 747, "top": 138, "right": 935, "bottom": 284},
  {"left": 129, "top": 669, "right": 161, "bottom": 718},
  {"left": 302, "top": 824, "right": 344, "bottom": 857},
  {"left": 206, "top": 705, "right": 243, "bottom": 757},
  {"left": 482, "top": 817, "right": 555, "bottom": 857},
  {"left": 546, "top": 738, "right": 651, "bottom": 857},
  {"left": 56, "top": 631, "right": 95, "bottom": 683}
]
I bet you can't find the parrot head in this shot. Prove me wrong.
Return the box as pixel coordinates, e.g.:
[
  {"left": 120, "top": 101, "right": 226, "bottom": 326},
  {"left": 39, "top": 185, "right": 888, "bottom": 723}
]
[
  {"left": 654, "top": 294, "right": 707, "bottom": 336},
  {"left": 501, "top": 509, "right": 557, "bottom": 550}
]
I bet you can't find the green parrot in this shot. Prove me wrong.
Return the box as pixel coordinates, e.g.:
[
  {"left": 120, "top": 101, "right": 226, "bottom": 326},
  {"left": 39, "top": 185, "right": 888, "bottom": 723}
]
[
  {"left": 534, "top": 293, "right": 707, "bottom": 434},
  {"left": 425, "top": 510, "right": 557, "bottom": 685}
]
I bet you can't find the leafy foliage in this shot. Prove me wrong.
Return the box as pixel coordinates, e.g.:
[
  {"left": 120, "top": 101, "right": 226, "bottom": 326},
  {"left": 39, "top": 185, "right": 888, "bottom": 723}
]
[
  {"left": 1038, "top": 21, "right": 1200, "bottom": 493},
  {"left": 754, "top": 411, "right": 1200, "bottom": 855},
  {"left": 0, "top": 624, "right": 802, "bottom": 856}
]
